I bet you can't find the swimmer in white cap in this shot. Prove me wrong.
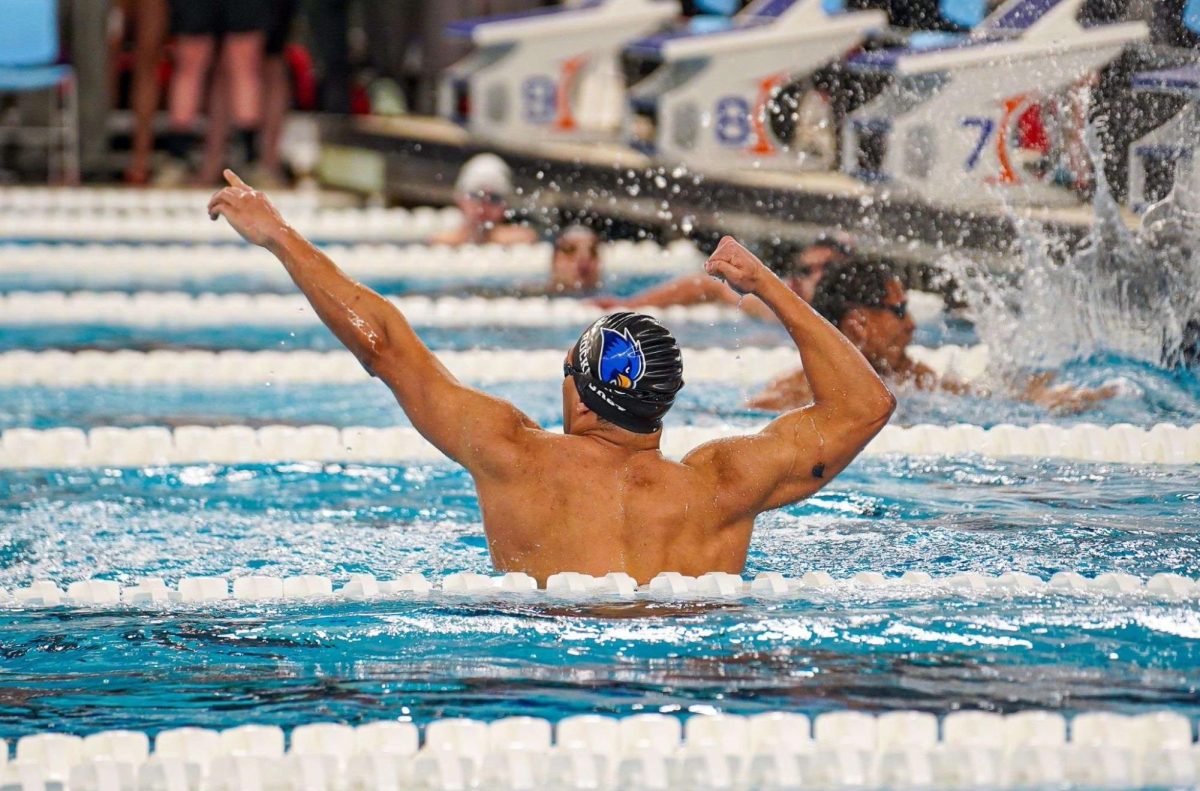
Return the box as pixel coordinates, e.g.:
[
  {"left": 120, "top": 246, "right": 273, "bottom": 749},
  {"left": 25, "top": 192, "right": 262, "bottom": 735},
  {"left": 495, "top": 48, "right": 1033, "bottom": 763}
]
[
  {"left": 431, "top": 153, "right": 539, "bottom": 246},
  {"left": 210, "top": 171, "right": 895, "bottom": 584}
]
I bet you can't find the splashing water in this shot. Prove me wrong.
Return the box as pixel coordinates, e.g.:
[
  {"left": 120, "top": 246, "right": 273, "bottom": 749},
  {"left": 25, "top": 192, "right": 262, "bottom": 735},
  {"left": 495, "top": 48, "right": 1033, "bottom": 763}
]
[{"left": 939, "top": 125, "right": 1200, "bottom": 375}]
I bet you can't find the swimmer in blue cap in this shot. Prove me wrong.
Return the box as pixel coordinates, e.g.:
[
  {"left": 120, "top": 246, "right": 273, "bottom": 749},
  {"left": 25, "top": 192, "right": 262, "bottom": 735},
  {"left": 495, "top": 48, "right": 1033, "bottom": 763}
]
[{"left": 210, "top": 171, "right": 896, "bottom": 585}]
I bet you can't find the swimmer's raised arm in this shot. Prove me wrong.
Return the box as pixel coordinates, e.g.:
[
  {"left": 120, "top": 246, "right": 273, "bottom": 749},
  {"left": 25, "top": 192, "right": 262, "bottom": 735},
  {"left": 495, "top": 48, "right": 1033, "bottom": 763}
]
[
  {"left": 684, "top": 237, "right": 895, "bottom": 515},
  {"left": 208, "top": 170, "right": 537, "bottom": 474}
]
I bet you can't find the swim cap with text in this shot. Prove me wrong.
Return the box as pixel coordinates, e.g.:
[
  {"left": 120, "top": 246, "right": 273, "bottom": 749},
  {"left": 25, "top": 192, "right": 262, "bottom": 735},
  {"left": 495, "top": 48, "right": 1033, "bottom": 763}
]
[{"left": 569, "top": 312, "right": 683, "bottom": 434}]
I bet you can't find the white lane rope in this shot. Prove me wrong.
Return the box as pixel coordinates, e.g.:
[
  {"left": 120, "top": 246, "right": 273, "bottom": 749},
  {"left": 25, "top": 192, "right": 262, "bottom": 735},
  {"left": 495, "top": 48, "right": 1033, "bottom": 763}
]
[
  {"left": 0, "top": 239, "right": 703, "bottom": 282},
  {"left": 0, "top": 290, "right": 947, "bottom": 328},
  {"left": 2, "top": 422, "right": 1196, "bottom": 469},
  {"left": 0, "top": 205, "right": 461, "bottom": 242},
  {"left": 4, "top": 568, "right": 1197, "bottom": 607},
  {"left": 0, "top": 345, "right": 989, "bottom": 387},
  {"left": 5, "top": 709, "right": 1196, "bottom": 790},
  {"left": 0, "top": 186, "right": 326, "bottom": 213},
  {"left": 0, "top": 292, "right": 742, "bottom": 327}
]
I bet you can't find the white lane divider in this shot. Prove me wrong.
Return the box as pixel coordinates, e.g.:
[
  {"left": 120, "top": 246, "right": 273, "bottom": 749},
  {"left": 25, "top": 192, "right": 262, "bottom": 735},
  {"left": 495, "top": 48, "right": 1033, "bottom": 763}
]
[
  {"left": 0, "top": 205, "right": 461, "bottom": 242},
  {"left": 0, "top": 289, "right": 946, "bottom": 328},
  {"left": 0, "top": 186, "right": 326, "bottom": 213},
  {"left": 0, "top": 345, "right": 990, "bottom": 387},
  {"left": 0, "top": 239, "right": 702, "bottom": 283},
  {"left": 2, "top": 422, "right": 1196, "bottom": 469},
  {"left": 3, "top": 569, "right": 1197, "bottom": 609},
  {"left": 0, "top": 291, "right": 749, "bottom": 327},
  {"left": 2, "top": 711, "right": 1198, "bottom": 790}
]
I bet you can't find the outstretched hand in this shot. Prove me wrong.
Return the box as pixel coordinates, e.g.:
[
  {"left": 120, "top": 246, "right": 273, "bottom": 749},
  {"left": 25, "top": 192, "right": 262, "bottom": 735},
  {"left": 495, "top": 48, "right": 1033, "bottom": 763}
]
[
  {"left": 704, "top": 236, "right": 773, "bottom": 296},
  {"left": 208, "top": 169, "right": 286, "bottom": 248},
  {"left": 1024, "top": 372, "right": 1119, "bottom": 415}
]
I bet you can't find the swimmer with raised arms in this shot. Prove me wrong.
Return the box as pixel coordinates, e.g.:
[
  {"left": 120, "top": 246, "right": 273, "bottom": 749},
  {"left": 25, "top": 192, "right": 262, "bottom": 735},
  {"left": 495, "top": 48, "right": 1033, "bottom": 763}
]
[{"left": 209, "top": 171, "right": 896, "bottom": 585}]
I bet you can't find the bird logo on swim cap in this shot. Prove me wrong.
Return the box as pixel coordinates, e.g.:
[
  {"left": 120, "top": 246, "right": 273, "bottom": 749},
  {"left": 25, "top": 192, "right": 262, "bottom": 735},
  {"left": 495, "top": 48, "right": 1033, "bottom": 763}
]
[
  {"left": 569, "top": 312, "right": 684, "bottom": 434},
  {"left": 598, "top": 328, "right": 645, "bottom": 389}
]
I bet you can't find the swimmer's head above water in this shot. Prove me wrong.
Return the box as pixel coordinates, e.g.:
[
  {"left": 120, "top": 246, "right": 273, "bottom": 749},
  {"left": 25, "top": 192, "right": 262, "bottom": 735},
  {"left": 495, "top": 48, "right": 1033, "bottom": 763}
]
[
  {"left": 549, "top": 225, "right": 602, "bottom": 294},
  {"left": 455, "top": 153, "right": 513, "bottom": 228},
  {"left": 811, "top": 260, "right": 915, "bottom": 374},
  {"left": 563, "top": 312, "right": 684, "bottom": 435},
  {"left": 764, "top": 234, "right": 853, "bottom": 303}
]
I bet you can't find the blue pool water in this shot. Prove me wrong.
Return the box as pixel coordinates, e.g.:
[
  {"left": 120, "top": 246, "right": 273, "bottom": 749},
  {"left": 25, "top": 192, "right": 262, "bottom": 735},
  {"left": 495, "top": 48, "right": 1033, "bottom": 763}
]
[
  {"left": 4, "top": 458, "right": 1198, "bottom": 586},
  {"left": 0, "top": 320, "right": 801, "bottom": 354},
  {"left": 0, "top": 594, "right": 1196, "bottom": 737},
  {"left": 4, "top": 355, "right": 1200, "bottom": 431},
  {"left": 1, "top": 458, "right": 1198, "bottom": 736},
  {"left": 2, "top": 242, "right": 1199, "bottom": 752}
]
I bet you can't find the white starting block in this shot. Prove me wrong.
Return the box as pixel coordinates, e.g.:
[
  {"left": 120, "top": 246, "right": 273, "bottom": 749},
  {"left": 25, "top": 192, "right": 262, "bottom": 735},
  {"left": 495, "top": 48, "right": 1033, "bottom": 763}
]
[
  {"left": 843, "top": 0, "right": 1147, "bottom": 208},
  {"left": 626, "top": 0, "right": 885, "bottom": 171},
  {"left": 440, "top": 0, "right": 676, "bottom": 141}
]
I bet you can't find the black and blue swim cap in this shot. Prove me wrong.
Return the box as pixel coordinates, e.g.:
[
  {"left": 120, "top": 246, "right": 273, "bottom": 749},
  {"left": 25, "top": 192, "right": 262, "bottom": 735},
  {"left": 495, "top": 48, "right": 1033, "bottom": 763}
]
[{"left": 567, "top": 312, "right": 684, "bottom": 434}]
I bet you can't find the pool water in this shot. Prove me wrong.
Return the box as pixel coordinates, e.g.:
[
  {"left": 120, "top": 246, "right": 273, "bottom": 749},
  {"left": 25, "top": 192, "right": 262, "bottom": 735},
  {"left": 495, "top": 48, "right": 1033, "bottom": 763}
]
[
  {"left": 4, "top": 355, "right": 1200, "bottom": 432},
  {"left": 1, "top": 238, "right": 1198, "bottom": 756},
  {"left": 1, "top": 459, "right": 1198, "bottom": 737},
  {"left": 0, "top": 320, "right": 797, "bottom": 355}
]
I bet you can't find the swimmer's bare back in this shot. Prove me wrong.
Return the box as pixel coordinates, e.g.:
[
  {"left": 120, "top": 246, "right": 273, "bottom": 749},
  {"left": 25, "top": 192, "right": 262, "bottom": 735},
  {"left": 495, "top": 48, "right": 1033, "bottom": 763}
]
[{"left": 210, "top": 172, "right": 896, "bottom": 585}]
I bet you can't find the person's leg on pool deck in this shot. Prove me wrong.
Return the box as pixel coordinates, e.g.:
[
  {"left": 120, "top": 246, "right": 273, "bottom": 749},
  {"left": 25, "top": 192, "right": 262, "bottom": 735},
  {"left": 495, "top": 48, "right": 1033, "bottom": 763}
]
[
  {"left": 258, "top": 0, "right": 298, "bottom": 183},
  {"left": 124, "top": 0, "right": 169, "bottom": 184},
  {"left": 194, "top": 58, "right": 231, "bottom": 185},
  {"left": 221, "top": 32, "right": 266, "bottom": 164},
  {"left": 257, "top": 54, "right": 291, "bottom": 181},
  {"left": 197, "top": 0, "right": 289, "bottom": 186},
  {"left": 162, "top": 0, "right": 219, "bottom": 182},
  {"left": 197, "top": 0, "right": 269, "bottom": 176},
  {"left": 161, "top": 35, "right": 214, "bottom": 183}
]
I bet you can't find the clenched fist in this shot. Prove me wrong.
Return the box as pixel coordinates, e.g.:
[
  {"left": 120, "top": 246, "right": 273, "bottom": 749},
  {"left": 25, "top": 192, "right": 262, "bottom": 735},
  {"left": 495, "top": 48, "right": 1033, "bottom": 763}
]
[
  {"left": 704, "top": 236, "right": 773, "bottom": 296},
  {"left": 208, "top": 169, "right": 287, "bottom": 248}
]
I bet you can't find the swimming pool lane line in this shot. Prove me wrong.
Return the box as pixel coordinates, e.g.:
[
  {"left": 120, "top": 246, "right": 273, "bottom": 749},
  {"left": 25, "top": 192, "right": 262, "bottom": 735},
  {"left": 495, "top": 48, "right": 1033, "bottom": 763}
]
[
  {"left": 0, "top": 291, "right": 740, "bottom": 328},
  {"left": 0, "top": 290, "right": 948, "bottom": 329},
  {"left": 0, "top": 345, "right": 987, "bottom": 387},
  {"left": 5, "top": 710, "right": 1198, "bottom": 790},
  {"left": 0, "top": 239, "right": 701, "bottom": 281},
  {"left": 5, "top": 568, "right": 1196, "bottom": 609},
  {"left": 0, "top": 186, "right": 329, "bottom": 213},
  {"left": 2, "top": 421, "right": 1195, "bottom": 470},
  {"left": 0, "top": 205, "right": 460, "bottom": 244}
]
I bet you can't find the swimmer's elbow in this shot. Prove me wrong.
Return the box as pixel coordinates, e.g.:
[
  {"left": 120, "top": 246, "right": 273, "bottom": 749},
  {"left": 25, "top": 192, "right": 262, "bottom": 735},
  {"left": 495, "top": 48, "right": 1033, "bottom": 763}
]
[
  {"left": 879, "top": 388, "right": 898, "bottom": 419},
  {"left": 851, "top": 387, "right": 896, "bottom": 432},
  {"left": 352, "top": 312, "right": 411, "bottom": 376},
  {"left": 352, "top": 336, "right": 389, "bottom": 377}
]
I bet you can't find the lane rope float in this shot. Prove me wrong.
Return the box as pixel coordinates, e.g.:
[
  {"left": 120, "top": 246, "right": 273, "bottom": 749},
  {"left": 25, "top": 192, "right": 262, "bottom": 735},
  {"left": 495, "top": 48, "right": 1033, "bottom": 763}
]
[
  {"left": 5, "top": 709, "right": 1198, "bottom": 791},
  {"left": 0, "top": 239, "right": 703, "bottom": 282},
  {"left": 4, "top": 569, "right": 1196, "bottom": 608},
  {"left": 0, "top": 205, "right": 461, "bottom": 243},
  {"left": 2, "top": 422, "right": 1197, "bottom": 469},
  {"left": 0, "top": 345, "right": 989, "bottom": 387},
  {"left": 0, "top": 290, "right": 946, "bottom": 327}
]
